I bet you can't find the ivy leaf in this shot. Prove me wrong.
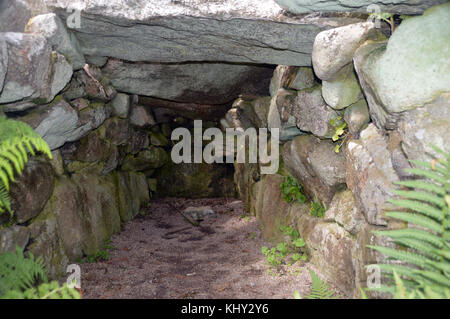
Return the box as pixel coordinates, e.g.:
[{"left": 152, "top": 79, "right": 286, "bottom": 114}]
[{"left": 334, "top": 145, "right": 340, "bottom": 153}]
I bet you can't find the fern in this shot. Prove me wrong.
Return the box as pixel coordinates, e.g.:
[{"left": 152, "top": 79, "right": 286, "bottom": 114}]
[
  {"left": 0, "top": 116, "right": 52, "bottom": 215},
  {"left": 0, "top": 246, "right": 47, "bottom": 295},
  {"left": 0, "top": 246, "right": 80, "bottom": 299},
  {"left": 295, "top": 269, "right": 338, "bottom": 299},
  {"left": 1, "top": 281, "right": 80, "bottom": 299},
  {"left": 367, "top": 146, "right": 450, "bottom": 297}
]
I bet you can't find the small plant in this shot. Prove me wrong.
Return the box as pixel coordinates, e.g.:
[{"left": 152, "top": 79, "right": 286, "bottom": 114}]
[
  {"left": 280, "top": 176, "right": 307, "bottom": 204},
  {"left": 294, "top": 269, "right": 338, "bottom": 299},
  {"left": 249, "top": 232, "right": 257, "bottom": 240},
  {"left": 369, "top": 12, "right": 395, "bottom": 34},
  {"left": 80, "top": 238, "right": 115, "bottom": 263},
  {"left": 0, "top": 246, "right": 80, "bottom": 299},
  {"left": 261, "top": 226, "right": 307, "bottom": 270},
  {"left": 309, "top": 201, "right": 325, "bottom": 218},
  {"left": 330, "top": 116, "right": 348, "bottom": 154},
  {"left": 367, "top": 145, "right": 450, "bottom": 297}
]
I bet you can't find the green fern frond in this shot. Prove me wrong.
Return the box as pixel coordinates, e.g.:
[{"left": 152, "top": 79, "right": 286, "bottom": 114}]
[
  {"left": 367, "top": 245, "right": 432, "bottom": 269},
  {"left": 304, "top": 269, "right": 338, "bottom": 299},
  {"left": 2, "top": 281, "right": 80, "bottom": 299},
  {"left": 394, "top": 180, "right": 445, "bottom": 196},
  {"left": 0, "top": 181, "right": 11, "bottom": 214},
  {"left": 0, "top": 246, "right": 48, "bottom": 296},
  {"left": 385, "top": 212, "right": 443, "bottom": 233},
  {"left": 373, "top": 229, "right": 444, "bottom": 248},
  {"left": 404, "top": 167, "right": 446, "bottom": 185},
  {"left": 387, "top": 199, "right": 443, "bottom": 221},
  {"left": 393, "top": 190, "right": 445, "bottom": 208},
  {"left": 367, "top": 146, "right": 450, "bottom": 298}
]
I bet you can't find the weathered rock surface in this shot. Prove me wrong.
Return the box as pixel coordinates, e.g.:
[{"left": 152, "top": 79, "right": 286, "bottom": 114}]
[
  {"left": 26, "top": 13, "right": 86, "bottom": 70},
  {"left": 324, "top": 190, "right": 365, "bottom": 235},
  {"left": 346, "top": 124, "right": 399, "bottom": 226},
  {"left": 344, "top": 99, "right": 370, "bottom": 135},
  {"left": 122, "top": 147, "right": 168, "bottom": 172},
  {"left": 47, "top": 0, "right": 363, "bottom": 66},
  {"left": 9, "top": 159, "right": 55, "bottom": 224},
  {"left": 267, "top": 89, "right": 303, "bottom": 141},
  {"left": 184, "top": 206, "right": 217, "bottom": 221},
  {"left": 398, "top": 93, "right": 450, "bottom": 162},
  {"left": 299, "top": 218, "right": 356, "bottom": 296},
  {"left": 116, "top": 171, "right": 149, "bottom": 223},
  {"left": 275, "top": 0, "right": 446, "bottom": 14},
  {"left": 111, "top": 93, "right": 130, "bottom": 119},
  {"left": 369, "top": 4, "right": 450, "bottom": 112},
  {"left": 0, "top": 226, "right": 30, "bottom": 254},
  {"left": 0, "top": 0, "right": 31, "bottom": 33},
  {"left": 0, "top": 33, "right": 51, "bottom": 105},
  {"left": 312, "top": 22, "right": 380, "bottom": 81},
  {"left": 0, "top": 38, "right": 7, "bottom": 92},
  {"left": 321, "top": 65, "right": 362, "bottom": 110},
  {"left": 282, "top": 135, "right": 346, "bottom": 206},
  {"left": 293, "top": 86, "right": 340, "bottom": 138},
  {"left": 102, "top": 59, "right": 273, "bottom": 105},
  {"left": 269, "top": 65, "right": 316, "bottom": 97},
  {"left": 129, "top": 105, "right": 156, "bottom": 128}
]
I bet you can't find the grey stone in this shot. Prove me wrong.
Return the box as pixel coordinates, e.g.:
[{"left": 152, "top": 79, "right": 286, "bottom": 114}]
[
  {"left": 267, "top": 89, "right": 304, "bottom": 141},
  {"left": 346, "top": 124, "right": 399, "bottom": 226},
  {"left": 344, "top": 99, "right": 370, "bottom": 135},
  {"left": 324, "top": 190, "right": 365, "bottom": 235},
  {"left": 49, "top": 52, "right": 73, "bottom": 100},
  {"left": 398, "top": 93, "right": 450, "bottom": 162},
  {"left": 129, "top": 105, "right": 156, "bottom": 128},
  {"left": 85, "top": 55, "right": 108, "bottom": 67},
  {"left": 183, "top": 206, "right": 217, "bottom": 221},
  {"left": 102, "top": 59, "right": 273, "bottom": 105},
  {"left": 289, "top": 67, "right": 316, "bottom": 91},
  {"left": 0, "top": 226, "right": 30, "bottom": 254},
  {"left": 282, "top": 135, "right": 346, "bottom": 205},
  {"left": 369, "top": 4, "right": 450, "bottom": 113},
  {"left": 0, "top": 33, "right": 52, "bottom": 105},
  {"left": 275, "top": 0, "right": 446, "bottom": 15},
  {"left": 26, "top": 13, "right": 86, "bottom": 70},
  {"left": 312, "top": 22, "right": 380, "bottom": 81},
  {"left": 30, "top": 99, "right": 79, "bottom": 150},
  {"left": 0, "top": 0, "right": 31, "bottom": 33},
  {"left": 111, "top": 93, "right": 130, "bottom": 118},
  {"left": 293, "top": 86, "right": 340, "bottom": 138},
  {"left": 353, "top": 41, "right": 394, "bottom": 129},
  {"left": 0, "top": 38, "right": 7, "bottom": 93},
  {"left": 269, "top": 66, "right": 316, "bottom": 97},
  {"left": 322, "top": 64, "right": 363, "bottom": 110},
  {"left": 116, "top": 171, "right": 149, "bottom": 223},
  {"left": 47, "top": 0, "right": 363, "bottom": 66}
]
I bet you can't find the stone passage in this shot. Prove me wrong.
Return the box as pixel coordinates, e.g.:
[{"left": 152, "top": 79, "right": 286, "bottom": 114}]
[{"left": 0, "top": 0, "right": 449, "bottom": 299}]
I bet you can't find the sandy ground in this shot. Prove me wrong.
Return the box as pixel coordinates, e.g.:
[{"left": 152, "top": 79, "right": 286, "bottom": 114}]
[{"left": 79, "top": 198, "right": 343, "bottom": 299}]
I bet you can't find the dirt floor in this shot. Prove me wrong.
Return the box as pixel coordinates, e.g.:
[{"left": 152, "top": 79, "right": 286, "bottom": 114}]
[{"left": 79, "top": 198, "right": 343, "bottom": 299}]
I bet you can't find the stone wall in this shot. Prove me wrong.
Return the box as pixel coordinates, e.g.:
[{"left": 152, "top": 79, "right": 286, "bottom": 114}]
[
  {"left": 0, "top": 0, "right": 448, "bottom": 296},
  {"left": 228, "top": 3, "right": 449, "bottom": 298}
]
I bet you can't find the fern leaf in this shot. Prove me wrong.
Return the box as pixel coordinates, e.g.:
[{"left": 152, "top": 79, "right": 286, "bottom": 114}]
[
  {"left": 391, "top": 238, "right": 442, "bottom": 260},
  {"left": 404, "top": 167, "right": 446, "bottom": 185},
  {"left": 387, "top": 199, "right": 443, "bottom": 221},
  {"left": 409, "top": 159, "right": 447, "bottom": 176},
  {"left": 385, "top": 212, "right": 443, "bottom": 233},
  {"left": 393, "top": 190, "right": 445, "bottom": 208},
  {"left": 394, "top": 180, "right": 445, "bottom": 196},
  {"left": 367, "top": 245, "right": 432, "bottom": 269},
  {"left": 305, "top": 269, "right": 338, "bottom": 299},
  {"left": 373, "top": 229, "right": 444, "bottom": 248}
]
